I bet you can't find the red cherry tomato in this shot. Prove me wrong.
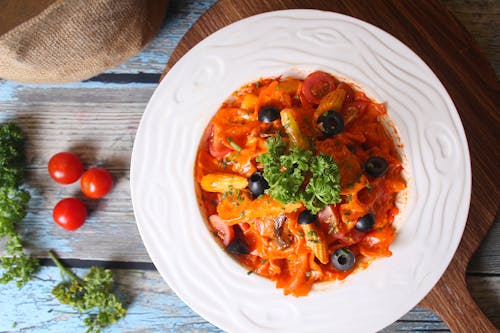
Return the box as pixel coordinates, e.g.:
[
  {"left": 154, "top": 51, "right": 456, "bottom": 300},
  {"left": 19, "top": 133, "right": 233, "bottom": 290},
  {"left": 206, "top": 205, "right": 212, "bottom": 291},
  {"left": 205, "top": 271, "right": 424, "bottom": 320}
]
[
  {"left": 208, "top": 126, "right": 231, "bottom": 158},
  {"left": 48, "top": 152, "right": 84, "bottom": 184},
  {"left": 301, "top": 71, "right": 338, "bottom": 104},
  {"left": 209, "top": 214, "right": 234, "bottom": 246},
  {"left": 336, "top": 82, "right": 355, "bottom": 103},
  {"left": 53, "top": 198, "right": 87, "bottom": 230},
  {"left": 359, "top": 226, "right": 396, "bottom": 258},
  {"left": 80, "top": 167, "right": 113, "bottom": 199}
]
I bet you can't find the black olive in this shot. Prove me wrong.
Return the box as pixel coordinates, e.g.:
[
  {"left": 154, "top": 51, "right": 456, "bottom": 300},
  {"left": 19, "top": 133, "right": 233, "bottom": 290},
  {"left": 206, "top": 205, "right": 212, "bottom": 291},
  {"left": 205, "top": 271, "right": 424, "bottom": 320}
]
[
  {"left": 248, "top": 172, "right": 269, "bottom": 197},
  {"left": 317, "top": 110, "right": 344, "bottom": 137},
  {"left": 298, "top": 210, "right": 317, "bottom": 225},
  {"left": 365, "top": 156, "right": 389, "bottom": 178},
  {"left": 331, "top": 247, "right": 356, "bottom": 271},
  {"left": 258, "top": 106, "right": 280, "bottom": 123},
  {"left": 226, "top": 238, "right": 250, "bottom": 255},
  {"left": 355, "top": 213, "right": 375, "bottom": 232}
]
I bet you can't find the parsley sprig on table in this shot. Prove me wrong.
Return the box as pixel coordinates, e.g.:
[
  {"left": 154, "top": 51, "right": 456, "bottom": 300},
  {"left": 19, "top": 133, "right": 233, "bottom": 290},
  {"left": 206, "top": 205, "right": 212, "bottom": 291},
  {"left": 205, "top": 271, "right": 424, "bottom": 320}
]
[
  {"left": 256, "top": 136, "right": 341, "bottom": 213},
  {"left": 49, "top": 250, "right": 127, "bottom": 333},
  {"left": 0, "top": 122, "right": 40, "bottom": 287}
]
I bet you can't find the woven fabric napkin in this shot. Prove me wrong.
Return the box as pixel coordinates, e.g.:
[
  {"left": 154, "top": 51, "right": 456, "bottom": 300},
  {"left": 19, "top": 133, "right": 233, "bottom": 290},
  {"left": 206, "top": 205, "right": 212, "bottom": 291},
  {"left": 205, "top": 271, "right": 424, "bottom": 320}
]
[{"left": 0, "top": 0, "right": 168, "bottom": 83}]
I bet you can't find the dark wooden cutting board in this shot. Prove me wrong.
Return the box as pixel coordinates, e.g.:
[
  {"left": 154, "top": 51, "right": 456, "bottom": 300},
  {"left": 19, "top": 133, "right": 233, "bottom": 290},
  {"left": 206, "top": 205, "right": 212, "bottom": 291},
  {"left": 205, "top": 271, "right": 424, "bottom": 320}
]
[{"left": 162, "top": 1, "right": 500, "bottom": 331}]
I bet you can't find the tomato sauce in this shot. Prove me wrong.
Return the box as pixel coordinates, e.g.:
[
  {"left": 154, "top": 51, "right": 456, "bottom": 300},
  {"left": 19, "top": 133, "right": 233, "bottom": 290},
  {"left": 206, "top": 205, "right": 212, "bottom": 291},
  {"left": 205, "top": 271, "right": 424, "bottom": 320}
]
[{"left": 194, "top": 71, "right": 406, "bottom": 296}]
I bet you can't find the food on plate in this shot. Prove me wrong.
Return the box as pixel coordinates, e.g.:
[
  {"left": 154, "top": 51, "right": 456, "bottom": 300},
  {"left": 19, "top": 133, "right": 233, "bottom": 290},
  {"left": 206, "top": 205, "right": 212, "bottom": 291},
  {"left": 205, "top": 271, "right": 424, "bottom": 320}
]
[
  {"left": 195, "top": 71, "right": 406, "bottom": 296},
  {"left": 81, "top": 167, "right": 114, "bottom": 199},
  {"left": 53, "top": 197, "right": 87, "bottom": 230},
  {"left": 48, "top": 152, "right": 84, "bottom": 184}
]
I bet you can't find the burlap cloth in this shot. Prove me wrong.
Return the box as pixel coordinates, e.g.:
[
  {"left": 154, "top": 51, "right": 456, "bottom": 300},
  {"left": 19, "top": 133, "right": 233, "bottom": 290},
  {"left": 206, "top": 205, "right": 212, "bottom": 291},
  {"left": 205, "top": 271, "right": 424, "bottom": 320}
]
[{"left": 0, "top": 0, "right": 168, "bottom": 83}]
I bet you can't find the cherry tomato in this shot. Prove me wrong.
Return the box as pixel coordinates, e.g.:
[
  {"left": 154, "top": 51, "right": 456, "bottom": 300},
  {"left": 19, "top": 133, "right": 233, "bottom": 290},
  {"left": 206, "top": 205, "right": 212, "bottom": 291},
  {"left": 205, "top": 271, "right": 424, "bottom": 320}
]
[
  {"left": 359, "top": 226, "right": 396, "bottom": 258},
  {"left": 53, "top": 198, "right": 87, "bottom": 230},
  {"left": 209, "top": 214, "right": 234, "bottom": 246},
  {"left": 80, "top": 167, "right": 113, "bottom": 199},
  {"left": 301, "top": 71, "right": 338, "bottom": 104},
  {"left": 208, "top": 126, "right": 231, "bottom": 158},
  {"left": 336, "top": 82, "right": 355, "bottom": 103},
  {"left": 48, "top": 152, "right": 84, "bottom": 184}
]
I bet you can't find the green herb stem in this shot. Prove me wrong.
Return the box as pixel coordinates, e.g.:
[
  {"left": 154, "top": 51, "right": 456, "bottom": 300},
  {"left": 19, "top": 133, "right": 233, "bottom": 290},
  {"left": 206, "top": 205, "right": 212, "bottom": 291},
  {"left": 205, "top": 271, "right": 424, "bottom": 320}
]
[
  {"left": 50, "top": 250, "right": 126, "bottom": 332},
  {"left": 227, "top": 137, "right": 242, "bottom": 151},
  {"left": 48, "top": 250, "right": 83, "bottom": 284}
]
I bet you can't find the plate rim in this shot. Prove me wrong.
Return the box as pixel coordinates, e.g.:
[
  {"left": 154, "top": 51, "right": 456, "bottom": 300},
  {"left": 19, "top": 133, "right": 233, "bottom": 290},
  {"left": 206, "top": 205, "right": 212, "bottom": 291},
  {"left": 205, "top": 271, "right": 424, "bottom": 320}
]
[{"left": 131, "top": 8, "right": 471, "bottom": 333}]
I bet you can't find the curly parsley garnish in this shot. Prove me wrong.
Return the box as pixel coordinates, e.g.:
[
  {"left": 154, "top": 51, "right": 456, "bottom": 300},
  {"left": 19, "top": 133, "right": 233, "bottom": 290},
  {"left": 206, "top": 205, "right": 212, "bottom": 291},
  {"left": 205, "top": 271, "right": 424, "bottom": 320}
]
[
  {"left": 49, "top": 251, "right": 126, "bottom": 333},
  {"left": 0, "top": 122, "right": 40, "bottom": 287},
  {"left": 256, "top": 136, "right": 341, "bottom": 213}
]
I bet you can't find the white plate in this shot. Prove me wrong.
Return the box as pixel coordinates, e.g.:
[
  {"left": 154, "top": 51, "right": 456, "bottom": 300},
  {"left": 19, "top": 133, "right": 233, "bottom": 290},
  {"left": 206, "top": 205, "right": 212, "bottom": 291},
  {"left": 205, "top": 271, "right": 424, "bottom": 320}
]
[{"left": 131, "top": 9, "right": 471, "bottom": 333}]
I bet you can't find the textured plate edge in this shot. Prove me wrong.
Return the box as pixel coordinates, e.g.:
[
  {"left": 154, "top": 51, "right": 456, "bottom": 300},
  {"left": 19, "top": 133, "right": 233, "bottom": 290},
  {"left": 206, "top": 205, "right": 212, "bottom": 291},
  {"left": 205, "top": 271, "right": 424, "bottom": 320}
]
[{"left": 130, "top": 9, "right": 472, "bottom": 333}]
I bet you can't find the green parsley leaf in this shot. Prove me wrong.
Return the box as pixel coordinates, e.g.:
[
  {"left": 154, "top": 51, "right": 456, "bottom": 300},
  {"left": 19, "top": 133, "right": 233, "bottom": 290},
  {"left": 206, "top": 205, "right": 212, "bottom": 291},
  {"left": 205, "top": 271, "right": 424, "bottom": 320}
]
[
  {"left": 0, "top": 250, "right": 40, "bottom": 288},
  {"left": 257, "top": 136, "right": 341, "bottom": 213},
  {"left": 302, "top": 153, "right": 341, "bottom": 212},
  {"left": 0, "top": 122, "right": 39, "bottom": 288},
  {"left": 0, "top": 123, "right": 26, "bottom": 188},
  {"left": 49, "top": 251, "right": 126, "bottom": 333}
]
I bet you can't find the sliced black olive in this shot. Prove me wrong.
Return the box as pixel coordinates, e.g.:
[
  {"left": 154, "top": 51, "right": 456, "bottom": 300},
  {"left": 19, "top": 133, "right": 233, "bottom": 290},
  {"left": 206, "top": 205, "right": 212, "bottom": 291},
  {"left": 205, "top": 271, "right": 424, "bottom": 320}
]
[
  {"left": 317, "top": 110, "right": 344, "bottom": 137},
  {"left": 365, "top": 156, "right": 389, "bottom": 178},
  {"left": 226, "top": 238, "right": 250, "bottom": 255},
  {"left": 298, "top": 210, "right": 317, "bottom": 225},
  {"left": 248, "top": 172, "right": 269, "bottom": 197},
  {"left": 258, "top": 106, "right": 280, "bottom": 123},
  {"left": 355, "top": 213, "right": 375, "bottom": 232},
  {"left": 331, "top": 247, "right": 356, "bottom": 271}
]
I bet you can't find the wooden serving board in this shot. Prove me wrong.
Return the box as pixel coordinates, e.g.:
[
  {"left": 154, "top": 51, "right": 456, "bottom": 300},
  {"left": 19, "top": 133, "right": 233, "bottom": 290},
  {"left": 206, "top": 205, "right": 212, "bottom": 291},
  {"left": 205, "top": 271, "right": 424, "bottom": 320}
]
[{"left": 162, "top": 1, "right": 499, "bottom": 331}]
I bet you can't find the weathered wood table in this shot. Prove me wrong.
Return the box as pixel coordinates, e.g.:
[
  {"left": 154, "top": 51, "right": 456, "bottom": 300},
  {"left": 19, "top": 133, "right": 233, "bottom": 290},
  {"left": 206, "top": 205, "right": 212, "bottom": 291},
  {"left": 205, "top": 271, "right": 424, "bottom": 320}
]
[{"left": 0, "top": 0, "right": 498, "bottom": 332}]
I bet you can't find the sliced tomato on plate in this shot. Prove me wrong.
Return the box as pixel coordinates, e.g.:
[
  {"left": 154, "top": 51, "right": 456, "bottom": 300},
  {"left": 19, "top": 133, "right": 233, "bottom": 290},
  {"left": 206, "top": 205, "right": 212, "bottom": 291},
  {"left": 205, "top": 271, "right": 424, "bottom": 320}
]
[
  {"left": 207, "top": 125, "right": 232, "bottom": 158},
  {"left": 358, "top": 226, "right": 395, "bottom": 258},
  {"left": 336, "top": 82, "right": 355, "bottom": 103},
  {"left": 209, "top": 214, "right": 234, "bottom": 246},
  {"left": 301, "top": 71, "right": 338, "bottom": 105}
]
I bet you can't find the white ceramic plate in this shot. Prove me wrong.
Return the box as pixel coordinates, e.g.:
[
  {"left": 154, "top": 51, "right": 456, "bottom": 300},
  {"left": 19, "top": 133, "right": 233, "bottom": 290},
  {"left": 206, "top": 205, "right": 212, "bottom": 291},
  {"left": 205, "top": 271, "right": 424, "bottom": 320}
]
[{"left": 131, "top": 10, "right": 471, "bottom": 333}]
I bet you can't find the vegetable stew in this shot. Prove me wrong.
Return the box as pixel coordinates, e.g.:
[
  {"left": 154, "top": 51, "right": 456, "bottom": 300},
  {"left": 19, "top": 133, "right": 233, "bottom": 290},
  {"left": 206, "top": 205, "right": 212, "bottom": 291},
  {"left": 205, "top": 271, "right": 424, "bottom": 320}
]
[{"left": 194, "top": 71, "right": 406, "bottom": 296}]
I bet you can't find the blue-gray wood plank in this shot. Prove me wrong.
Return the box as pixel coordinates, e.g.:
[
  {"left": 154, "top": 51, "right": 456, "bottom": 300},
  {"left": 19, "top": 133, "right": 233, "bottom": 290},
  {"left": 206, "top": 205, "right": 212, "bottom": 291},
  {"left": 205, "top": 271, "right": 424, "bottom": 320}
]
[
  {"left": 1, "top": 0, "right": 498, "bottom": 332},
  {"left": 1, "top": 266, "right": 499, "bottom": 332},
  {"left": 105, "top": 0, "right": 218, "bottom": 74},
  {"left": 0, "top": 266, "right": 458, "bottom": 333}
]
